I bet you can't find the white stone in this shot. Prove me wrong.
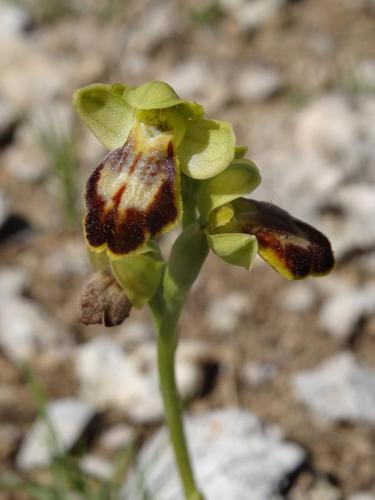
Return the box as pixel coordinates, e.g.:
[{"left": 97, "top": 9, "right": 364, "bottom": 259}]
[
  {"left": 350, "top": 494, "right": 375, "bottom": 500},
  {"left": 0, "top": 268, "right": 28, "bottom": 303},
  {"left": 163, "top": 61, "right": 228, "bottom": 113},
  {"left": 98, "top": 424, "right": 135, "bottom": 453},
  {"left": 234, "top": 66, "right": 283, "bottom": 102},
  {"left": 2, "top": 137, "right": 48, "bottom": 183},
  {"left": 127, "top": 3, "right": 185, "bottom": 54},
  {"left": 0, "top": 2, "right": 29, "bottom": 37},
  {"left": 43, "top": 240, "right": 90, "bottom": 280},
  {"left": 290, "top": 478, "right": 342, "bottom": 500},
  {"left": 117, "top": 319, "right": 154, "bottom": 348},
  {"left": 221, "top": 0, "right": 285, "bottom": 31},
  {"left": 122, "top": 408, "right": 305, "bottom": 500},
  {"left": 75, "top": 337, "right": 204, "bottom": 423},
  {"left": 296, "top": 95, "right": 358, "bottom": 166},
  {"left": 278, "top": 283, "right": 317, "bottom": 313},
  {"left": 0, "top": 298, "right": 72, "bottom": 363},
  {"left": 320, "top": 283, "right": 375, "bottom": 340},
  {"left": 79, "top": 454, "right": 113, "bottom": 480},
  {"left": 165, "top": 61, "right": 211, "bottom": 100},
  {"left": 16, "top": 398, "right": 95, "bottom": 470},
  {"left": 206, "top": 292, "right": 249, "bottom": 334},
  {"left": 293, "top": 352, "right": 375, "bottom": 425},
  {"left": 241, "top": 361, "right": 278, "bottom": 387}
]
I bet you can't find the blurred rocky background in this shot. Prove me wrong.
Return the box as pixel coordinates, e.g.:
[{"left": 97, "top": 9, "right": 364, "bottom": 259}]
[{"left": 0, "top": 0, "right": 374, "bottom": 498}]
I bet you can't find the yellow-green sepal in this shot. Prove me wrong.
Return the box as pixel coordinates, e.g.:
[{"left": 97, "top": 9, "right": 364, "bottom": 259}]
[
  {"left": 178, "top": 119, "right": 235, "bottom": 179},
  {"left": 111, "top": 252, "right": 165, "bottom": 308},
  {"left": 207, "top": 232, "right": 258, "bottom": 270},
  {"left": 176, "top": 101, "right": 205, "bottom": 121},
  {"left": 234, "top": 145, "right": 248, "bottom": 159},
  {"left": 124, "top": 81, "right": 182, "bottom": 110},
  {"left": 73, "top": 83, "right": 134, "bottom": 150},
  {"left": 197, "top": 158, "right": 261, "bottom": 220},
  {"left": 87, "top": 247, "right": 110, "bottom": 271}
]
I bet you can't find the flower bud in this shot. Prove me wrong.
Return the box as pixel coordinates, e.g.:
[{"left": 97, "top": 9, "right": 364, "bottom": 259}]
[{"left": 80, "top": 270, "right": 131, "bottom": 327}]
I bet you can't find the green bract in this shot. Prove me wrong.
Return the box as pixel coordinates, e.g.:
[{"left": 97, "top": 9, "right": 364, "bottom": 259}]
[
  {"left": 207, "top": 233, "right": 258, "bottom": 269},
  {"left": 73, "top": 80, "right": 235, "bottom": 180},
  {"left": 197, "top": 159, "right": 261, "bottom": 270},
  {"left": 87, "top": 245, "right": 164, "bottom": 308},
  {"left": 111, "top": 253, "right": 164, "bottom": 308}
]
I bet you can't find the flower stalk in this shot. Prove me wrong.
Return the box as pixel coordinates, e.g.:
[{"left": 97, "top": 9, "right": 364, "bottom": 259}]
[{"left": 150, "top": 223, "right": 208, "bottom": 499}]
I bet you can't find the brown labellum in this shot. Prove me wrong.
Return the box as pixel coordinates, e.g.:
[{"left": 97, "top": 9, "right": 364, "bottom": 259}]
[
  {"left": 84, "top": 127, "right": 180, "bottom": 257},
  {"left": 232, "top": 198, "right": 335, "bottom": 279}
]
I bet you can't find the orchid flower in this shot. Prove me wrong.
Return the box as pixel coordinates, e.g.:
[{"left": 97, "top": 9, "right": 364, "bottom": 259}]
[
  {"left": 73, "top": 81, "right": 235, "bottom": 259},
  {"left": 197, "top": 156, "right": 334, "bottom": 279}
]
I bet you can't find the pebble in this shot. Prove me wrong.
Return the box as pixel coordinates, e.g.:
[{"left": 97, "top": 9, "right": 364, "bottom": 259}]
[
  {"left": 220, "top": 0, "right": 285, "bottom": 31},
  {"left": 165, "top": 61, "right": 211, "bottom": 100},
  {"left": 116, "top": 319, "right": 154, "bottom": 348},
  {"left": 278, "top": 283, "right": 317, "bottom": 313},
  {"left": 0, "top": 298, "right": 72, "bottom": 363},
  {"left": 75, "top": 337, "right": 204, "bottom": 423},
  {"left": 79, "top": 454, "right": 113, "bottom": 481},
  {"left": 241, "top": 361, "right": 279, "bottom": 387},
  {"left": 0, "top": 267, "right": 28, "bottom": 303},
  {"left": 163, "top": 61, "right": 228, "bottom": 113},
  {"left": 206, "top": 292, "right": 249, "bottom": 334},
  {"left": 0, "top": 2, "right": 29, "bottom": 38},
  {"left": 16, "top": 398, "right": 95, "bottom": 470},
  {"left": 127, "top": 3, "right": 185, "bottom": 54},
  {"left": 43, "top": 240, "right": 90, "bottom": 280},
  {"left": 234, "top": 66, "right": 283, "bottom": 102},
  {"left": 320, "top": 283, "right": 375, "bottom": 341},
  {"left": 296, "top": 95, "right": 358, "bottom": 168},
  {"left": 98, "top": 424, "right": 135, "bottom": 453},
  {"left": 2, "top": 127, "right": 49, "bottom": 183},
  {"left": 293, "top": 352, "right": 375, "bottom": 425},
  {"left": 122, "top": 408, "right": 305, "bottom": 500},
  {"left": 290, "top": 477, "right": 342, "bottom": 500}
]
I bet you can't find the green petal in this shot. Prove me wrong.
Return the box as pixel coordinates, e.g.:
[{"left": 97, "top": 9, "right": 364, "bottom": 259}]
[
  {"left": 178, "top": 119, "right": 235, "bottom": 179},
  {"left": 73, "top": 83, "right": 134, "bottom": 150},
  {"left": 232, "top": 198, "right": 335, "bottom": 280},
  {"left": 208, "top": 232, "right": 258, "bottom": 270},
  {"left": 125, "top": 81, "right": 182, "bottom": 110},
  {"left": 234, "top": 145, "right": 248, "bottom": 159},
  {"left": 111, "top": 253, "right": 164, "bottom": 308},
  {"left": 197, "top": 158, "right": 261, "bottom": 220}
]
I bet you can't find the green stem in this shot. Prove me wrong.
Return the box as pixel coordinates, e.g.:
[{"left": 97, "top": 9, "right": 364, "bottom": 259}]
[
  {"left": 157, "top": 325, "right": 203, "bottom": 500},
  {"left": 150, "top": 224, "right": 208, "bottom": 500}
]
